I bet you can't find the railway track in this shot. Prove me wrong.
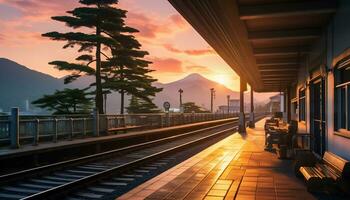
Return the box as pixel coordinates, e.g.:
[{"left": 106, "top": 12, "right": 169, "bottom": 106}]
[{"left": 0, "top": 117, "right": 251, "bottom": 200}]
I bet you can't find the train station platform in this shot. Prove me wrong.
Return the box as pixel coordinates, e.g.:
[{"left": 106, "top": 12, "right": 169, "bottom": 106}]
[{"left": 118, "top": 118, "right": 315, "bottom": 200}]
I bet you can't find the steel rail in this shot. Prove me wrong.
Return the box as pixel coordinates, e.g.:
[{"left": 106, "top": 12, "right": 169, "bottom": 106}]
[
  {"left": 0, "top": 119, "right": 238, "bottom": 186},
  {"left": 22, "top": 123, "right": 238, "bottom": 200}
]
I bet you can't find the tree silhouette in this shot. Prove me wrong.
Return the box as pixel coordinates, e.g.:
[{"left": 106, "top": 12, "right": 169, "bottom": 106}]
[
  {"left": 42, "top": 0, "right": 137, "bottom": 113},
  {"left": 126, "top": 96, "right": 160, "bottom": 114},
  {"left": 182, "top": 102, "right": 209, "bottom": 113},
  {"left": 102, "top": 30, "right": 162, "bottom": 114},
  {"left": 32, "top": 88, "right": 93, "bottom": 114}
]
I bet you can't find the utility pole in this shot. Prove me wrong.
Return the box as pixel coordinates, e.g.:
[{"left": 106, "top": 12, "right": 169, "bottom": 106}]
[
  {"left": 178, "top": 89, "right": 183, "bottom": 112},
  {"left": 227, "top": 95, "right": 230, "bottom": 114},
  {"left": 210, "top": 88, "right": 215, "bottom": 113}
]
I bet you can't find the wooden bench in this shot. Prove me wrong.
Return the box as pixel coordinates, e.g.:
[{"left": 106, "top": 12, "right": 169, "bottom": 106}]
[
  {"left": 265, "top": 120, "right": 298, "bottom": 156},
  {"left": 299, "top": 151, "right": 350, "bottom": 193}
]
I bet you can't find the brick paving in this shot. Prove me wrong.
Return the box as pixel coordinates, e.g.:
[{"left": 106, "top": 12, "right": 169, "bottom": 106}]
[{"left": 118, "top": 118, "right": 315, "bottom": 200}]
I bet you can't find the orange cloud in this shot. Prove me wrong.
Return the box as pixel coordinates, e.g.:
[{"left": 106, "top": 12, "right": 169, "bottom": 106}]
[
  {"left": 0, "top": 0, "right": 77, "bottom": 21},
  {"left": 125, "top": 11, "right": 188, "bottom": 40},
  {"left": 186, "top": 65, "right": 212, "bottom": 74},
  {"left": 163, "top": 43, "right": 216, "bottom": 56},
  {"left": 169, "top": 14, "right": 187, "bottom": 29},
  {"left": 126, "top": 12, "right": 170, "bottom": 39},
  {"left": 0, "top": 30, "right": 48, "bottom": 47},
  {"left": 150, "top": 57, "right": 183, "bottom": 73}
]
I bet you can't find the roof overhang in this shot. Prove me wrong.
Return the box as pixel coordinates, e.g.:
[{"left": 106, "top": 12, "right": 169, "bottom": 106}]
[{"left": 168, "top": 0, "right": 336, "bottom": 92}]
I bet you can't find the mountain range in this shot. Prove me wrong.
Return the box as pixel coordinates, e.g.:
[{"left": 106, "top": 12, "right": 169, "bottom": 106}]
[{"left": 0, "top": 58, "right": 274, "bottom": 113}]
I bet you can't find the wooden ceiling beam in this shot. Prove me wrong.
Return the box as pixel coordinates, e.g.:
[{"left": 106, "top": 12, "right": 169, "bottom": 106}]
[
  {"left": 248, "top": 29, "right": 321, "bottom": 42},
  {"left": 256, "top": 58, "right": 299, "bottom": 66},
  {"left": 253, "top": 46, "right": 311, "bottom": 57},
  {"left": 261, "top": 74, "right": 297, "bottom": 77},
  {"left": 259, "top": 64, "right": 299, "bottom": 69},
  {"left": 263, "top": 78, "right": 295, "bottom": 81},
  {"left": 262, "top": 78, "right": 295, "bottom": 81},
  {"left": 239, "top": 1, "right": 336, "bottom": 20},
  {"left": 259, "top": 69, "right": 298, "bottom": 72}
]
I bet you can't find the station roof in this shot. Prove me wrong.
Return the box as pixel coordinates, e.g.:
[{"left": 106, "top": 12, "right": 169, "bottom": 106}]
[{"left": 168, "top": 0, "right": 336, "bottom": 92}]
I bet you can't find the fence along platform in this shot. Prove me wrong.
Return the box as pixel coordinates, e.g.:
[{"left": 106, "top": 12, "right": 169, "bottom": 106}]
[
  {"left": 0, "top": 107, "right": 238, "bottom": 149},
  {"left": 0, "top": 118, "right": 239, "bottom": 162}
]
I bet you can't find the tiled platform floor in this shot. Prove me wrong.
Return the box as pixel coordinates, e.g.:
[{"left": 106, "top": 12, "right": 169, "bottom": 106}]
[{"left": 118, "top": 118, "right": 316, "bottom": 200}]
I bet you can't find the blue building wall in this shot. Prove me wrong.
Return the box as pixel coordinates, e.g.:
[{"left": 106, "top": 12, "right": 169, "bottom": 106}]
[
  {"left": 295, "top": 0, "right": 350, "bottom": 160},
  {"left": 333, "top": 0, "right": 350, "bottom": 58},
  {"left": 326, "top": 0, "right": 350, "bottom": 160}
]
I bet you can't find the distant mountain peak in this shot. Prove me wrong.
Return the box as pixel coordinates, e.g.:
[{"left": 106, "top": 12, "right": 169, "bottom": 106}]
[{"left": 184, "top": 73, "right": 205, "bottom": 80}]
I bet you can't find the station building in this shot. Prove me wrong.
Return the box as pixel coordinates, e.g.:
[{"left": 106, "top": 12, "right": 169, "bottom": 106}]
[{"left": 169, "top": 0, "right": 350, "bottom": 160}]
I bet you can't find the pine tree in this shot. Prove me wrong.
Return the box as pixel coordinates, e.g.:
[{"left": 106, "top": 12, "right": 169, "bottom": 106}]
[
  {"left": 102, "top": 27, "right": 162, "bottom": 114},
  {"left": 32, "top": 88, "right": 93, "bottom": 114},
  {"left": 182, "top": 102, "right": 209, "bottom": 113},
  {"left": 42, "top": 0, "right": 137, "bottom": 114},
  {"left": 126, "top": 96, "right": 160, "bottom": 114}
]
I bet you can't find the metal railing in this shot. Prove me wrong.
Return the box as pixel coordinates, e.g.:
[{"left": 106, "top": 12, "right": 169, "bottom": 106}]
[{"left": 0, "top": 108, "right": 245, "bottom": 149}]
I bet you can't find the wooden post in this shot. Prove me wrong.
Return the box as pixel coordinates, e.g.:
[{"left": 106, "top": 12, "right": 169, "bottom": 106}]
[
  {"left": 10, "top": 107, "right": 20, "bottom": 149},
  {"left": 83, "top": 118, "right": 87, "bottom": 137},
  {"left": 283, "top": 90, "right": 288, "bottom": 122},
  {"left": 93, "top": 108, "right": 100, "bottom": 137},
  {"left": 54, "top": 118, "right": 58, "bottom": 142},
  {"left": 287, "top": 87, "right": 291, "bottom": 122},
  {"left": 69, "top": 118, "right": 74, "bottom": 140},
  {"left": 33, "top": 119, "right": 39, "bottom": 146},
  {"left": 239, "top": 79, "right": 246, "bottom": 133},
  {"left": 249, "top": 89, "right": 255, "bottom": 128}
]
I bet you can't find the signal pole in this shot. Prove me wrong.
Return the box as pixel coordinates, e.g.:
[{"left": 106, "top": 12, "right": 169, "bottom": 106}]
[
  {"left": 210, "top": 88, "right": 215, "bottom": 113},
  {"left": 178, "top": 89, "right": 183, "bottom": 112}
]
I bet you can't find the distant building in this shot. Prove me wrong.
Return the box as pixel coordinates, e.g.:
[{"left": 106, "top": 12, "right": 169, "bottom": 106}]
[
  {"left": 266, "top": 94, "right": 281, "bottom": 113},
  {"left": 217, "top": 99, "right": 240, "bottom": 113}
]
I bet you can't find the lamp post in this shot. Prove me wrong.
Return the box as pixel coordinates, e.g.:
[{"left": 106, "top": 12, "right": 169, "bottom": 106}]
[
  {"left": 210, "top": 88, "right": 215, "bottom": 113},
  {"left": 178, "top": 89, "right": 183, "bottom": 112}
]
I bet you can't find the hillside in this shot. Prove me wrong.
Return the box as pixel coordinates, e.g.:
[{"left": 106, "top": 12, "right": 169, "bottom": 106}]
[
  {"left": 0, "top": 58, "right": 64, "bottom": 111},
  {"left": 0, "top": 58, "right": 275, "bottom": 113}
]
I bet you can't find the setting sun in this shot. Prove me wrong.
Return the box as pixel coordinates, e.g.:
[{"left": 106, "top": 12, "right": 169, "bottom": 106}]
[{"left": 210, "top": 74, "right": 238, "bottom": 91}]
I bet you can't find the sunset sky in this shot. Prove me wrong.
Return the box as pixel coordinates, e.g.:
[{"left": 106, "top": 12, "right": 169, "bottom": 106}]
[{"left": 0, "top": 0, "right": 241, "bottom": 90}]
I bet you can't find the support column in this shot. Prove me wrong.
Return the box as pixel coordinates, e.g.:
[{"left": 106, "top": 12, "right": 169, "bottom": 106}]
[
  {"left": 287, "top": 87, "right": 291, "bottom": 122},
  {"left": 280, "top": 92, "right": 284, "bottom": 113},
  {"left": 239, "top": 79, "right": 246, "bottom": 133},
  {"left": 283, "top": 90, "right": 288, "bottom": 122},
  {"left": 249, "top": 89, "right": 255, "bottom": 128}
]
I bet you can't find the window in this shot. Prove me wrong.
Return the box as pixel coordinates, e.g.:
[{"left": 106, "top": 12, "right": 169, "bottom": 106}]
[
  {"left": 335, "top": 64, "right": 350, "bottom": 133},
  {"left": 299, "top": 88, "right": 306, "bottom": 121}
]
